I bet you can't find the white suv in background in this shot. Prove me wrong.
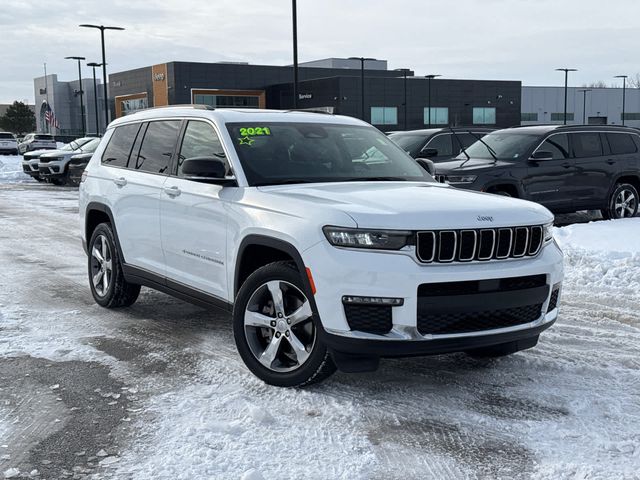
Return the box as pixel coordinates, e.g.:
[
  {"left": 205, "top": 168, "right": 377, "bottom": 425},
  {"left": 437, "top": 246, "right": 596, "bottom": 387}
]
[
  {"left": 79, "top": 107, "right": 563, "bottom": 387},
  {"left": 18, "top": 133, "right": 56, "bottom": 154},
  {"left": 0, "top": 132, "right": 18, "bottom": 155}
]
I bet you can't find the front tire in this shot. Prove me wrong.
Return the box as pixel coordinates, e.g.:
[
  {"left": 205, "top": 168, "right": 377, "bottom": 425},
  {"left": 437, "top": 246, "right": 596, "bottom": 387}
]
[
  {"left": 233, "top": 261, "right": 336, "bottom": 387},
  {"left": 601, "top": 183, "right": 638, "bottom": 219},
  {"left": 88, "top": 223, "right": 140, "bottom": 308}
]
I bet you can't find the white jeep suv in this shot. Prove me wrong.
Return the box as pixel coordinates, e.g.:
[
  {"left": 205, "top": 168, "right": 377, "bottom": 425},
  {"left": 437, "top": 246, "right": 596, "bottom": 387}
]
[{"left": 79, "top": 106, "right": 563, "bottom": 387}]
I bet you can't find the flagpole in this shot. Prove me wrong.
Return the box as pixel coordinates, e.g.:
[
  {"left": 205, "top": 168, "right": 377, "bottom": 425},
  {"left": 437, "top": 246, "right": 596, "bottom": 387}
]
[{"left": 43, "top": 63, "right": 51, "bottom": 134}]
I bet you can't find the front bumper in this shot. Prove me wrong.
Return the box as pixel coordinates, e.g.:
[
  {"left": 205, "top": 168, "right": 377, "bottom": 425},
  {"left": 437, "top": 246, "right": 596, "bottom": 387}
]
[
  {"left": 22, "top": 160, "right": 41, "bottom": 177},
  {"left": 303, "top": 239, "right": 563, "bottom": 352},
  {"left": 38, "top": 162, "right": 64, "bottom": 178}
]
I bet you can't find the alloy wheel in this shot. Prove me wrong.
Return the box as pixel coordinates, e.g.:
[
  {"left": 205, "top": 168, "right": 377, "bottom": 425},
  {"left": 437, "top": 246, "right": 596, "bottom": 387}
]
[
  {"left": 614, "top": 188, "right": 637, "bottom": 218},
  {"left": 244, "top": 280, "right": 315, "bottom": 373},
  {"left": 90, "top": 234, "right": 113, "bottom": 297}
]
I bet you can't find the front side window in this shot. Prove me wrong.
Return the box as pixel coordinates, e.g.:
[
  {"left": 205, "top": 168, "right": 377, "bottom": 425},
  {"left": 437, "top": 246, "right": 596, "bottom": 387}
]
[
  {"left": 462, "top": 131, "right": 540, "bottom": 160},
  {"left": 473, "top": 108, "right": 496, "bottom": 125},
  {"left": 177, "top": 121, "right": 228, "bottom": 176},
  {"left": 537, "top": 134, "right": 570, "bottom": 159},
  {"left": 227, "top": 122, "right": 430, "bottom": 186},
  {"left": 102, "top": 123, "right": 141, "bottom": 167},
  {"left": 606, "top": 133, "right": 637, "bottom": 155},
  {"left": 423, "top": 107, "right": 448, "bottom": 125},
  {"left": 424, "top": 134, "right": 453, "bottom": 156},
  {"left": 371, "top": 107, "right": 397, "bottom": 125},
  {"left": 388, "top": 134, "right": 426, "bottom": 156},
  {"left": 572, "top": 132, "right": 603, "bottom": 158},
  {"left": 132, "top": 120, "right": 181, "bottom": 174}
]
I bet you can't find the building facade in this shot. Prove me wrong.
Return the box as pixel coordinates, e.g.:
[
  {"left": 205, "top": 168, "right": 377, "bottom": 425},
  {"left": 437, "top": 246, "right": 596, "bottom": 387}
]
[
  {"left": 33, "top": 74, "right": 105, "bottom": 135},
  {"left": 521, "top": 86, "right": 640, "bottom": 127},
  {"left": 108, "top": 59, "right": 521, "bottom": 131}
]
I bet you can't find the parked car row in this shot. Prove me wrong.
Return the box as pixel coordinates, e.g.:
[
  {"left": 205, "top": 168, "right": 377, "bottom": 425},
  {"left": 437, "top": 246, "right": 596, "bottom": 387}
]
[
  {"left": 18, "top": 133, "right": 57, "bottom": 154},
  {"left": 389, "top": 124, "right": 640, "bottom": 219},
  {"left": 22, "top": 136, "right": 98, "bottom": 186}
]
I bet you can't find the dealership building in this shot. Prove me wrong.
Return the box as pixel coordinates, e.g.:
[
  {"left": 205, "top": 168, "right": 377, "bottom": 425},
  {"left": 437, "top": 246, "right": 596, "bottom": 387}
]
[
  {"left": 107, "top": 58, "right": 521, "bottom": 131},
  {"left": 33, "top": 74, "right": 105, "bottom": 136},
  {"left": 521, "top": 86, "right": 640, "bottom": 127},
  {"left": 34, "top": 58, "right": 640, "bottom": 134}
]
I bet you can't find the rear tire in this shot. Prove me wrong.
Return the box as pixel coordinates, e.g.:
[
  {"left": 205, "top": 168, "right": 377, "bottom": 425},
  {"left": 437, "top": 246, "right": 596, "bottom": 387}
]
[
  {"left": 466, "top": 335, "right": 539, "bottom": 358},
  {"left": 233, "top": 261, "right": 336, "bottom": 387},
  {"left": 601, "top": 183, "right": 638, "bottom": 219},
  {"left": 88, "top": 223, "right": 140, "bottom": 308}
]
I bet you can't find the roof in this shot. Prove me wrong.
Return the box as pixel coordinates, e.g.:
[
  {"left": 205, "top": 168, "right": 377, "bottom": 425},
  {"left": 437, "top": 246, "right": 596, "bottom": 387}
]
[
  {"left": 503, "top": 124, "right": 640, "bottom": 134},
  {"left": 109, "top": 106, "right": 369, "bottom": 128}
]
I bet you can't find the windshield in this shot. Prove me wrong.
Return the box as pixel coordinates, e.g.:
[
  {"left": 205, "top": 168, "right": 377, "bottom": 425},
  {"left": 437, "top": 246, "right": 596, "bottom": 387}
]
[
  {"left": 388, "top": 134, "right": 426, "bottom": 155},
  {"left": 460, "top": 131, "right": 540, "bottom": 160},
  {"left": 227, "top": 122, "right": 431, "bottom": 186},
  {"left": 78, "top": 138, "right": 100, "bottom": 152}
]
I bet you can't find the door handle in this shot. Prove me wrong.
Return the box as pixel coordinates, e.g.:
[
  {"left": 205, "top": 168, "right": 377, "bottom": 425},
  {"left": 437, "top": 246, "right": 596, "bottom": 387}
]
[
  {"left": 561, "top": 162, "right": 572, "bottom": 169},
  {"left": 163, "top": 185, "right": 181, "bottom": 197},
  {"left": 113, "top": 177, "right": 127, "bottom": 187},
  {"left": 606, "top": 159, "right": 616, "bottom": 165}
]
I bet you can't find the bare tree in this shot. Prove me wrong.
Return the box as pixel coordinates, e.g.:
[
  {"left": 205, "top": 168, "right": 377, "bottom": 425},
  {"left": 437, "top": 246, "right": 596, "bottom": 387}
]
[{"left": 627, "top": 73, "right": 640, "bottom": 88}]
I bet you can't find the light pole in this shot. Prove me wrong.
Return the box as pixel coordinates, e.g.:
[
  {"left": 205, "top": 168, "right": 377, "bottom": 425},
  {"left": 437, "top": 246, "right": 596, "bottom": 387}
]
[
  {"left": 615, "top": 75, "right": 628, "bottom": 125},
  {"left": 555, "top": 68, "right": 577, "bottom": 125},
  {"left": 577, "top": 89, "right": 591, "bottom": 124},
  {"left": 395, "top": 68, "right": 411, "bottom": 129},
  {"left": 87, "top": 62, "right": 103, "bottom": 134},
  {"left": 425, "top": 74, "right": 441, "bottom": 127},
  {"left": 79, "top": 24, "right": 125, "bottom": 128},
  {"left": 65, "top": 56, "right": 86, "bottom": 137},
  {"left": 292, "top": 0, "right": 299, "bottom": 109},
  {"left": 348, "top": 57, "right": 377, "bottom": 120}
]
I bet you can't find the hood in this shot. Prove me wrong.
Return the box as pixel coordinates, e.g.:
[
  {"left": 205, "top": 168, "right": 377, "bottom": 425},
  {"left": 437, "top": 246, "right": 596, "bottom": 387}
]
[{"left": 259, "top": 181, "right": 552, "bottom": 230}]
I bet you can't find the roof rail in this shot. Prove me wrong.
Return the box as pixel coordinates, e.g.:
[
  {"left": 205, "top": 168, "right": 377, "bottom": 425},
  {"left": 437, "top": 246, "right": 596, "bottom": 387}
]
[
  {"left": 145, "top": 104, "right": 215, "bottom": 111},
  {"left": 284, "top": 108, "right": 334, "bottom": 115}
]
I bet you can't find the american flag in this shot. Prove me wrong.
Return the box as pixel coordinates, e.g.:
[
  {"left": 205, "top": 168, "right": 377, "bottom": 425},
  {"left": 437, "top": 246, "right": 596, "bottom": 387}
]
[{"left": 44, "top": 104, "right": 60, "bottom": 129}]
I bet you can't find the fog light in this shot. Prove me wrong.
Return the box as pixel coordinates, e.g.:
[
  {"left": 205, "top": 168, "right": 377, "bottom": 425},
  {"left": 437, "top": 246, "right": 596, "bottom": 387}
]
[{"left": 342, "top": 295, "right": 404, "bottom": 306}]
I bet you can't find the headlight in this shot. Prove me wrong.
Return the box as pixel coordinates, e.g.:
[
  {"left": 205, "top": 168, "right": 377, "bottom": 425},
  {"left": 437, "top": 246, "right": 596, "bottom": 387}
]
[
  {"left": 323, "top": 226, "right": 412, "bottom": 250},
  {"left": 543, "top": 222, "right": 554, "bottom": 244},
  {"left": 446, "top": 175, "right": 477, "bottom": 184}
]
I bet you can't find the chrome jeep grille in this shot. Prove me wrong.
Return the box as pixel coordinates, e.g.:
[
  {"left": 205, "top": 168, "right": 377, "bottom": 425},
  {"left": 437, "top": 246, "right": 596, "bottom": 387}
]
[{"left": 416, "top": 225, "right": 544, "bottom": 263}]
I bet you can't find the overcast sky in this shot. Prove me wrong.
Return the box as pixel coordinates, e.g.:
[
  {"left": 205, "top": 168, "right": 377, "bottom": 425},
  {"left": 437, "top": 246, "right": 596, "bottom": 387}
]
[{"left": 1, "top": 0, "right": 639, "bottom": 104}]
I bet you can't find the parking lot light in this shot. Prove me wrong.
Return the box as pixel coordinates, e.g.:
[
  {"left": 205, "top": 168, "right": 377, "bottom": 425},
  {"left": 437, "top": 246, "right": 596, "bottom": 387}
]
[
  {"left": 87, "top": 62, "right": 103, "bottom": 135},
  {"left": 424, "top": 74, "right": 441, "bottom": 127},
  {"left": 577, "top": 89, "right": 591, "bottom": 124},
  {"left": 614, "top": 75, "right": 628, "bottom": 126},
  {"left": 65, "top": 56, "right": 86, "bottom": 137},
  {"left": 79, "top": 24, "right": 125, "bottom": 129},
  {"left": 395, "top": 68, "right": 411, "bottom": 129},
  {"left": 348, "top": 57, "right": 377, "bottom": 120},
  {"left": 555, "top": 68, "right": 577, "bottom": 125}
]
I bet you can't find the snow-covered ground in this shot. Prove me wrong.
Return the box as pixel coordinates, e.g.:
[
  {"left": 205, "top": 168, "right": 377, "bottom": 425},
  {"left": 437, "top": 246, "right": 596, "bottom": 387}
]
[
  {"left": 0, "top": 177, "right": 638, "bottom": 479},
  {"left": 0, "top": 155, "right": 35, "bottom": 184}
]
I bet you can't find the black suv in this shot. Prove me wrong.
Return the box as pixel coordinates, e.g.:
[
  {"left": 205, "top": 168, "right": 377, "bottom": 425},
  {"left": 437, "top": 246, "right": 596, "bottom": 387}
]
[
  {"left": 389, "top": 127, "right": 494, "bottom": 161},
  {"left": 434, "top": 125, "right": 640, "bottom": 219}
]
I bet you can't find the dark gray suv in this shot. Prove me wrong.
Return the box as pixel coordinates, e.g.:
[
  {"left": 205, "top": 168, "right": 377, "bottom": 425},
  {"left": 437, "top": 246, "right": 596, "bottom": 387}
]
[{"left": 434, "top": 125, "right": 640, "bottom": 219}]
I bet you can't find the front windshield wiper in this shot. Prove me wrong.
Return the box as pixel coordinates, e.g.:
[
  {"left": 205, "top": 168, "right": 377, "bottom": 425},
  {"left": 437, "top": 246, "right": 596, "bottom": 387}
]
[
  {"left": 449, "top": 128, "right": 470, "bottom": 162},
  {"left": 465, "top": 130, "right": 499, "bottom": 163}
]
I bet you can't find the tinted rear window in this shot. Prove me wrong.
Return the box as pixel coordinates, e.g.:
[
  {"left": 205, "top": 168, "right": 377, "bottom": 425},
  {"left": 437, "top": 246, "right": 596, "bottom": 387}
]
[
  {"left": 102, "top": 124, "right": 141, "bottom": 167},
  {"left": 34, "top": 135, "right": 53, "bottom": 140},
  {"left": 131, "top": 120, "right": 181, "bottom": 174},
  {"left": 606, "top": 133, "right": 637, "bottom": 155},
  {"left": 0, "top": 133, "right": 14, "bottom": 139},
  {"left": 572, "top": 133, "right": 603, "bottom": 158}
]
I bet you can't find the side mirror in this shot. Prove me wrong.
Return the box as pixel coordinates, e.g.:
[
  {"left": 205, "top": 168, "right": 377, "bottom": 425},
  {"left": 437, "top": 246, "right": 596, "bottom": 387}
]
[
  {"left": 420, "top": 147, "right": 439, "bottom": 158},
  {"left": 416, "top": 158, "right": 436, "bottom": 176},
  {"left": 181, "top": 156, "right": 235, "bottom": 184},
  {"left": 530, "top": 150, "right": 554, "bottom": 161}
]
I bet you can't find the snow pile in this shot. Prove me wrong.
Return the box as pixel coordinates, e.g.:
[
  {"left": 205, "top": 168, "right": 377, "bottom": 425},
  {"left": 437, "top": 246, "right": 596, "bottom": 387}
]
[
  {"left": 0, "top": 155, "right": 34, "bottom": 184},
  {"left": 554, "top": 218, "right": 640, "bottom": 296}
]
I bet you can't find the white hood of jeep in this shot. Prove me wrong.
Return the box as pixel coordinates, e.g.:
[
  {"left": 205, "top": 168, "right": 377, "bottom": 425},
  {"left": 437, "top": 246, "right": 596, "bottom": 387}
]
[{"left": 261, "top": 181, "right": 553, "bottom": 230}]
